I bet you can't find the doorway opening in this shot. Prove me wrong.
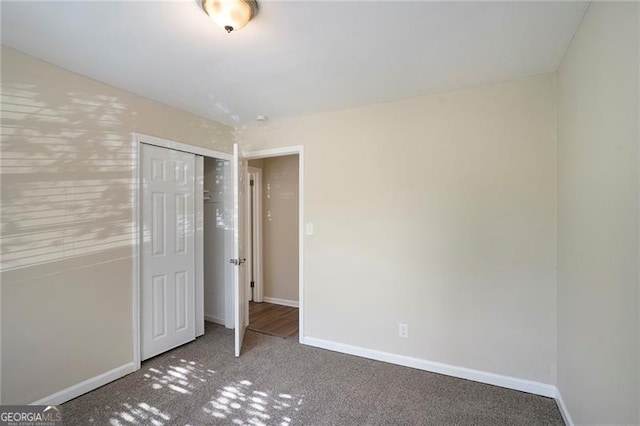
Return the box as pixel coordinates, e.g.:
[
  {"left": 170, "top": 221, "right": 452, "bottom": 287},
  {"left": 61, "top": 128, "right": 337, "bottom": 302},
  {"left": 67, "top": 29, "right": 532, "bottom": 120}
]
[
  {"left": 134, "top": 137, "right": 304, "bottom": 363},
  {"left": 243, "top": 151, "right": 302, "bottom": 342}
]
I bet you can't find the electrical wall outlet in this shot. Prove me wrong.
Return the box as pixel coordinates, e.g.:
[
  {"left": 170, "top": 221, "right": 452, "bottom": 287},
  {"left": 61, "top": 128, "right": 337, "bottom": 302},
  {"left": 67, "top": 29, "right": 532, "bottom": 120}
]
[{"left": 399, "top": 323, "right": 409, "bottom": 338}]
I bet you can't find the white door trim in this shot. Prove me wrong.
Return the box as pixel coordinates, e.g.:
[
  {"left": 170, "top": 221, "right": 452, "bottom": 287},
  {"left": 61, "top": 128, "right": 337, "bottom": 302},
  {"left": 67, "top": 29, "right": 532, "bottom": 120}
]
[
  {"left": 131, "top": 132, "right": 230, "bottom": 368},
  {"left": 247, "top": 167, "right": 263, "bottom": 303},
  {"left": 136, "top": 133, "right": 232, "bottom": 161},
  {"left": 241, "top": 145, "right": 304, "bottom": 343},
  {"left": 195, "top": 156, "right": 205, "bottom": 337}
]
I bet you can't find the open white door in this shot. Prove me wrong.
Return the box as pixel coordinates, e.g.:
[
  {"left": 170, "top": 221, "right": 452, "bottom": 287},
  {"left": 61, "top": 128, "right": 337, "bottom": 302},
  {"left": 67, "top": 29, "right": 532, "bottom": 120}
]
[{"left": 232, "top": 143, "right": 249, "bottom": 357}]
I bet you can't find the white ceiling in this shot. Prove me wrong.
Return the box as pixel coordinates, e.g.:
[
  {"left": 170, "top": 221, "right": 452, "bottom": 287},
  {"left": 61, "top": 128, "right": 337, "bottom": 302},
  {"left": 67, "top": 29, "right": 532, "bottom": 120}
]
[{"left": 1, "top": 1, "right": 588, "bottom": 125}]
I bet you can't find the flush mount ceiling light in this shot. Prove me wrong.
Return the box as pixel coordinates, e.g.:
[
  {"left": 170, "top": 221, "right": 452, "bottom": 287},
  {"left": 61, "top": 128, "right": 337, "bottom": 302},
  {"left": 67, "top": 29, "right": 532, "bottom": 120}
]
[{"left": 202, "top": 0, "right": 258, "bottom": 33}]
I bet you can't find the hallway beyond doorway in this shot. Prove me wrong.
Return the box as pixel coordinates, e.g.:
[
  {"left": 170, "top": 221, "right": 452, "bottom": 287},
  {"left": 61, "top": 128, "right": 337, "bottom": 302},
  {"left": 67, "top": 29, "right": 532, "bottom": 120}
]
[{"left": 248, "top": 302, "right": 299, "bottom": 340}]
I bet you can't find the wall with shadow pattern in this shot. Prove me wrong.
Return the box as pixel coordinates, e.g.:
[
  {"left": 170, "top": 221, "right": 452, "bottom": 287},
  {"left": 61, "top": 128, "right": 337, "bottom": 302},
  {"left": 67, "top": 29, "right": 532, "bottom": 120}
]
[{"left": 0, "top": 47, "right": 234, "bottom": 404}]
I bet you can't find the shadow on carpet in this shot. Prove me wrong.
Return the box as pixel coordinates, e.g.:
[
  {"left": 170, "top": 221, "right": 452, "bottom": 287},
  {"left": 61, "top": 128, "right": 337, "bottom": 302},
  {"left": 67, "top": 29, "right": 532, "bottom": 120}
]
[{"left": 62, "top": 323, "right": 564, "bottom": 425}]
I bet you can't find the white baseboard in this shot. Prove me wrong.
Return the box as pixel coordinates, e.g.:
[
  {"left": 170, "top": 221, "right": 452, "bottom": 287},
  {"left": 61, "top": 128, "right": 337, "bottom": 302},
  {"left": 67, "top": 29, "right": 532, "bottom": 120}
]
[
  {"left": 555, "top": 387, "right": 574, "bottom": 426},
  {"left": 31, "top": 362, "right": 137, "bottom": 405},
  {"left": 302, "top": 336, "right": 556, "bottom": 398},
  {"left": 263, "top": 297, "right": 299, "bottom": 308},
  {"left": 27, "top": 335, "right": 572, "bottom": 423},
  {"left": 204, "top": 314, "right": 226, "bottom": 326}
]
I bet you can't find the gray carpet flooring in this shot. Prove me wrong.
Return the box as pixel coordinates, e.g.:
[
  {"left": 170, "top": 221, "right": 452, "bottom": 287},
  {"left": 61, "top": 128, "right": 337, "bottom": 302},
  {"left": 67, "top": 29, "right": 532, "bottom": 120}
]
[{"left": 62, "top": 323, "right": 564, "bottom": 425}]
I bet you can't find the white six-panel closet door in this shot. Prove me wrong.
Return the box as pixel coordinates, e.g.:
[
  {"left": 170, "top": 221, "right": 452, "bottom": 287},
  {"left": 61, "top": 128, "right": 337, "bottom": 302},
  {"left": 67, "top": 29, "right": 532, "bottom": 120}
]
[{"left": 141, "top": 144, "right": 196, "bottom": 360}]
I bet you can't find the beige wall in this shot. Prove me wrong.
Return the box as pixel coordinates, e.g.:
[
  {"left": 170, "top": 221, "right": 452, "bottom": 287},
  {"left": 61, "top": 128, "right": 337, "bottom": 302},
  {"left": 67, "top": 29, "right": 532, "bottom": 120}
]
[
  {"left": 248, "top": 158, "right": 263, "bottom": 169},
  {"left": 258, "top": 155, "right": 299, "bottom": 302},
  {"left": 557, "top": 3, "right": 639, "bottom": 424},
  {"left": 0, "top": 47, "right": 233, "bottom": 404},
  {"left": 237, "top": 74, "right": 558, "bottom": 384}
]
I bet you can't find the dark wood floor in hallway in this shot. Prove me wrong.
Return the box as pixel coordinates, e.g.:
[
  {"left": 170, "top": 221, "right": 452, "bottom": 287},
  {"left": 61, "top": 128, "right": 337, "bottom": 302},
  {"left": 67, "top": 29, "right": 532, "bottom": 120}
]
[{"left": 248, "top": 301, "right": 299, "bottom": 340}]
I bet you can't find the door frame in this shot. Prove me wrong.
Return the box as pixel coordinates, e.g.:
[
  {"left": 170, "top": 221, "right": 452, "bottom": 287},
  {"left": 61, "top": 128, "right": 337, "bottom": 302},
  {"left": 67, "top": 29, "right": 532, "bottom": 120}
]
[
  {"left": 131, "top": 132, "right": 232, "bottom": 369},
  {"left": 242, "top": 145, "right": 305, "bottom": 343},
  {"left": 247, "top": 166, "right": 263, "bottom": 303}
]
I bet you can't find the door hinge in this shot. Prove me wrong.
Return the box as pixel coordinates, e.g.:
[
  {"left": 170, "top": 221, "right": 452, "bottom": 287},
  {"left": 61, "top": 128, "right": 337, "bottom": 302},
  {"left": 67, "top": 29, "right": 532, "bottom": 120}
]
[
  {"left": 229, "top": 258, "right": 246, "bottom": 266},
  {"left": 250, "top": 179, "right": 254, "bottom": 186},
  {"left": 250, "top": 281, "right": 255, "bottom": 288}
]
